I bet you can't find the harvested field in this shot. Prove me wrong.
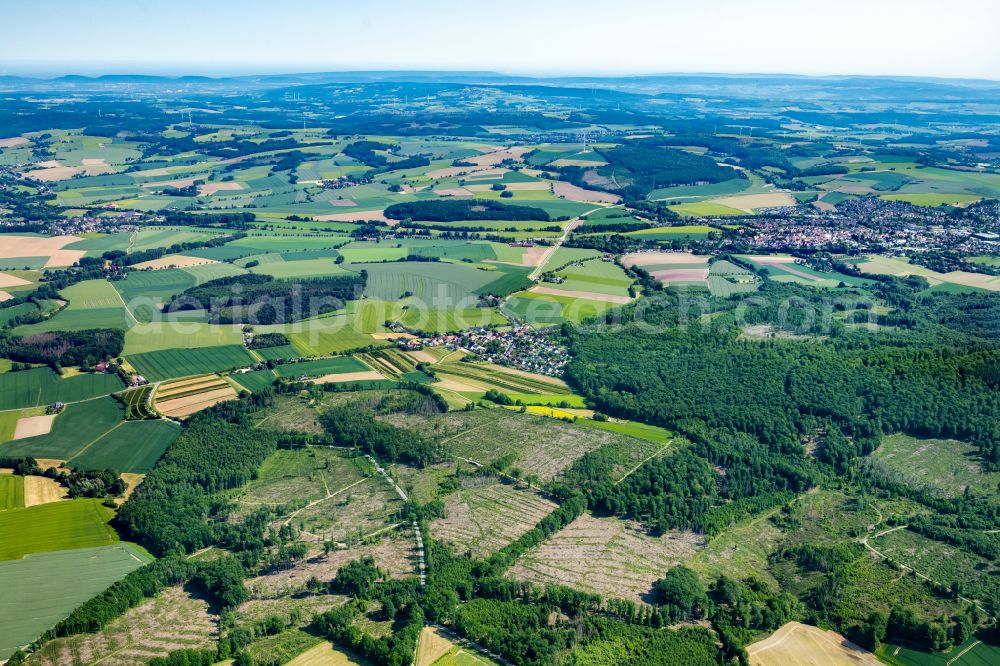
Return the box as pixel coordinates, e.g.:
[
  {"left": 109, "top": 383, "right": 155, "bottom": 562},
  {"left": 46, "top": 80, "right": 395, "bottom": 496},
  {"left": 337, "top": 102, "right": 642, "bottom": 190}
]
[
  {"left": 746, "top": 621, "right": 880, "bottom": 666},
  {"left": 426, "top": 165, "right": 494, "bottom": 179},
  {"left": 415, "top": 627, "right": 454, "bottom": 666},
  {"left": 406, "top": 350, "right": 436, "bottom": 364},
  {"left": 155, "top": 374, "right": 227, "bottom": 398},
  {"left": 622, "top": 251, "right": 709, "bottom": 268},
  {"left": 155, "top": 385, "right": 238, "bottom": 418},
  {"left": 0, "top": 273, "right": 32, "bottom": 288},
  {"left": 852, "top": 254, "right": 1000, "bottom": 291},
  {"left": 247, "top": 537, "right": 415, "bottom": 597},
  {"left": 12, "top": 415, "right": 57, "bottom": 440},
  {"left": 287, "top": 641, "right": 370, "bottom": 666},
  {"left": 713, "top": 192, "right": 796, "bottom": 211},
  {"left": 310, "top": 371, "right": 385, "bottom": 384},
  {"left": 549, "top": 158, "right": 609, "bottom": 168},
  {"left": 507, "top": 513, "right": 703, "bottom": 604},
  {"left": 22, "top": 476, "right": 66, "bottom": 507},
  {"left": 80, "top": 158, "right": 106, "bottom": 166},
  {"left": 117, "top": 473, "right": 145, "bottom": 504},
  {"left": 527, "top": 285, "right": 632, "bottom": 303},
  {"left": 24, "top": 165, "right": 82, "bottom": 182},
  {"left": 140, "top": 176, "right": 198, "bottom": 190},
  {"left": 465, "top": 146, "right": 531, "bottom": 166},
  {"left": 0, "top": 291, "right": 11, "bottom": 303},
  {"left": 435, "top": 187, "right": 474, "bottom": 197},
  {"left": 199, "top": 181, "right": 244, "bottom": 196},
  {"left": 485, "top": 245, "right": 548, "bottom": 268},
  {"left": 430, "top": 482, "right": 558, "bottom": 558},
  {"left": 0, "top": 235, "right": 86, "bottom": 268},
  {"left": 315, "top": 209, "right": 389, "bottom": 222},
  {"left": 132, "top": 254, "right": 219, "bottom": 270},
  {"left": 435, "top": 378, "right": 484, "bottom": 393},
  {"left": 649, "top": 268, "right": 710, "bottom": 283},
  {"left": 25, "top": 585, "right": 218, "bottom": 666},
  {"left": 552, "top": 181, "right": 620, "bottom": 204},
  {"left": 0, "top": 137, "right": 29, "bottom": 148}
]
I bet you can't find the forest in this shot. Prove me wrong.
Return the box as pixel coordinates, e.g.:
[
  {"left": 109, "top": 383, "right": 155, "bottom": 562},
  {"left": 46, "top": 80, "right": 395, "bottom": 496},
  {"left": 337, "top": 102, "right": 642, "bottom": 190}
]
[
  {"left": 166, "top": 272, "right": 367, "bottom": 324},
  {"left": 384, "top": 199, "right": 552, "bottom": 222}
]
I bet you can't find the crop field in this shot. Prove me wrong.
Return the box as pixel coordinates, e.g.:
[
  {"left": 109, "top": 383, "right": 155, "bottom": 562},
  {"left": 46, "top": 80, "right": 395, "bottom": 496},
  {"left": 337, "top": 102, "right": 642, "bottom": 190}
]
[
  {"left": 70, "top": 419, "right": 181, "bottom": 473},
  {"left": 867, "top": 434, "right": 1000, "bottom": 498},
  {"left": 878, "top": 637, "right": 1000, "bottom": 666},
  {"left": 278, "top": 318, "right": 383, "bottom": 356},
  {"left": 746, "top": 622, "right": 880, "bottom": 666},
  {"left": 849, "top": 254, "right": 1000, "bottom": 291},
  {"left": 14, "top": 279, "right": 132, "bottom": 333},
  {"left": 508, "top": 513, "right": 703, "bottom": 603},
  {"left": 0, "top": 407, "right": 45, "bottom": 443},
  {"left": 123, "top": 321, "right": 244, "bottom": 354},
  {"left": 415, "top": 627, "right": 501, "bottom": 666},
  {"left": 118, "top": 385, "right": 154, "bottom": 419},
  {"left": 273, "top": 355, "right": 370, "bottom": 378},
  {"left": 431, "top": 360, "right": 573, "bottom": 396},
  {"left": 0, "top": 543, "right": 153, "bottom": 660},
  {"left": 354, "top": 261, "right": 497, "bottom": 305},
  {"left": 0, "top": 368, "right": 122, "bottom": 409},
  {"left": 430, "top": 482, "right": 558, "bottom": 557},
  {"left": 505, "top": 290, "right": 617, "bottom": 325},
  {"left": 0, "top": 499, "right": 120, "bottom": 560},
  {"left": 286, "top": 641, "right": 372, "bottom": 666},
  {"left": 154, "top": 374, "right": 238, "bottom": 418},
  {"left": 0, "top": 475, "right": 25, "bottom": 510},
  {"left": 23, "top": 585, "right": 217, "bottom": 666},
  {"left": 1, "top": 397, "right": 124, "bottom": 460},
  {"left": 127, "top": 344, "right": 255, "bottom": 381},
  {"left": 232, "top": 369, "right": 278, "bottom": 392},
  {"left": 399, "top": 306, "right": 507, "bottom": 333}
]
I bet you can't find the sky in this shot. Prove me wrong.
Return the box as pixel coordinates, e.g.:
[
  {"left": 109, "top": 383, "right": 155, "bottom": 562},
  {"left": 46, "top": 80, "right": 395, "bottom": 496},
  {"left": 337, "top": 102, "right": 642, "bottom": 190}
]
[{"left": 1, "top": 0, "right": 998, "bottom": 80}]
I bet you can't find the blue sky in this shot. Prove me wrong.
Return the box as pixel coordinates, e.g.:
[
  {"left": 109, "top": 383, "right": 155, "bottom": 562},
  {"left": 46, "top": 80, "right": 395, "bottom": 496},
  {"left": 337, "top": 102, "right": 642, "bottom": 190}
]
[{"left": 1, "top": 0, "right": 997, "bottom": 79}]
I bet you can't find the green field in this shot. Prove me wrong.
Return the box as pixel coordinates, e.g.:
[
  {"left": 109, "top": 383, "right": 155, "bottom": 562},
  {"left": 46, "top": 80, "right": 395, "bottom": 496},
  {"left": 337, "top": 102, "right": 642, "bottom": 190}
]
[
  {"left": 14, "top": 279, "right": 131, "bottom": 334},
  {"left": 127, "top": 344, "right": 255, "bottom": 381},
  {"left": 70, "top": 419, "right": 181, "bottom": 473},
  {"left": 0, "top": 368, "right": 123, "bottom": 411},
  {"left": 1, "top": 397, "right": 123, "bottom": 460},
  {"left": 273, "top": 355, "right": 370, "bottom": 378},
  {"left": 0, "top": 543, "right": 154, "bottom": 659},
  {"left": 124, "top": 321, "right": 245, "bottom": 355},
  {"left": 505, "top": 291, "right": 617, "bottom": 325},
  {"left": 0, "top": 476, "right": 25, "bottom": 510},
  {"left": 0, "top": 499, "right": 120, "bottom": 560},
  {"left": 231, "top": 369, "right": 278, "bottom": 392}
]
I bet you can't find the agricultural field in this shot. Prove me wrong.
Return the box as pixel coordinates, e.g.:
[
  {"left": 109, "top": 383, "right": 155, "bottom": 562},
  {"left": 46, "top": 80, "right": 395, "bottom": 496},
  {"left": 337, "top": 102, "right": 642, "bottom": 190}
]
[
  {"left": 848, "top": 254, "right": 1000, "bottom": 292},
  {"left": 14, "top": 279, "right": 132, "bottom": 334},
  {"left": 153, "top": 374, "right": 239, "bottom": 419},
  {"left": 0, "top": 544, "right": 153, "bottom": 661},
  {"left": 0, "top": 499, "right": 120, "bottom": 560},
  {"left": 747, "top": 622, "right": 880, "bottom": 666},
  {"left": 0, "top": 368, "right": 122, "bottom": 411},
  {"left": 0, "top": 475, "right": 25, "bottom": 510},
  {"left": 127, "top": 344, "right": 254, "bottom": 381}
]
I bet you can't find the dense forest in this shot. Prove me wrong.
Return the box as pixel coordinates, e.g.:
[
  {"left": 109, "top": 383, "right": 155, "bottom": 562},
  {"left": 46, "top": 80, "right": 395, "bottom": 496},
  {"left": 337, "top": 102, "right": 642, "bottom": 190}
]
[
  {"left": 0, "top": 329, "right": 123, "bottom": 368},
  {"left": 166, "top": 272, "right": 367, "bottom": 324},
  {"left": 384, "top": 199, "right": 552, "bottom": 222},
  {"left": 558, "top": 142, "right": 740, "bottom": 199}
]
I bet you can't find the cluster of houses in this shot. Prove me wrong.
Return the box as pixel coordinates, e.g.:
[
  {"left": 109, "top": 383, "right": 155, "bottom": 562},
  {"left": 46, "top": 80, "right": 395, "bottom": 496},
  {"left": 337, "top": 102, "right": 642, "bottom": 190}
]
[{"left": 414, "top": 326, "right": 569, "bottom": 377}]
